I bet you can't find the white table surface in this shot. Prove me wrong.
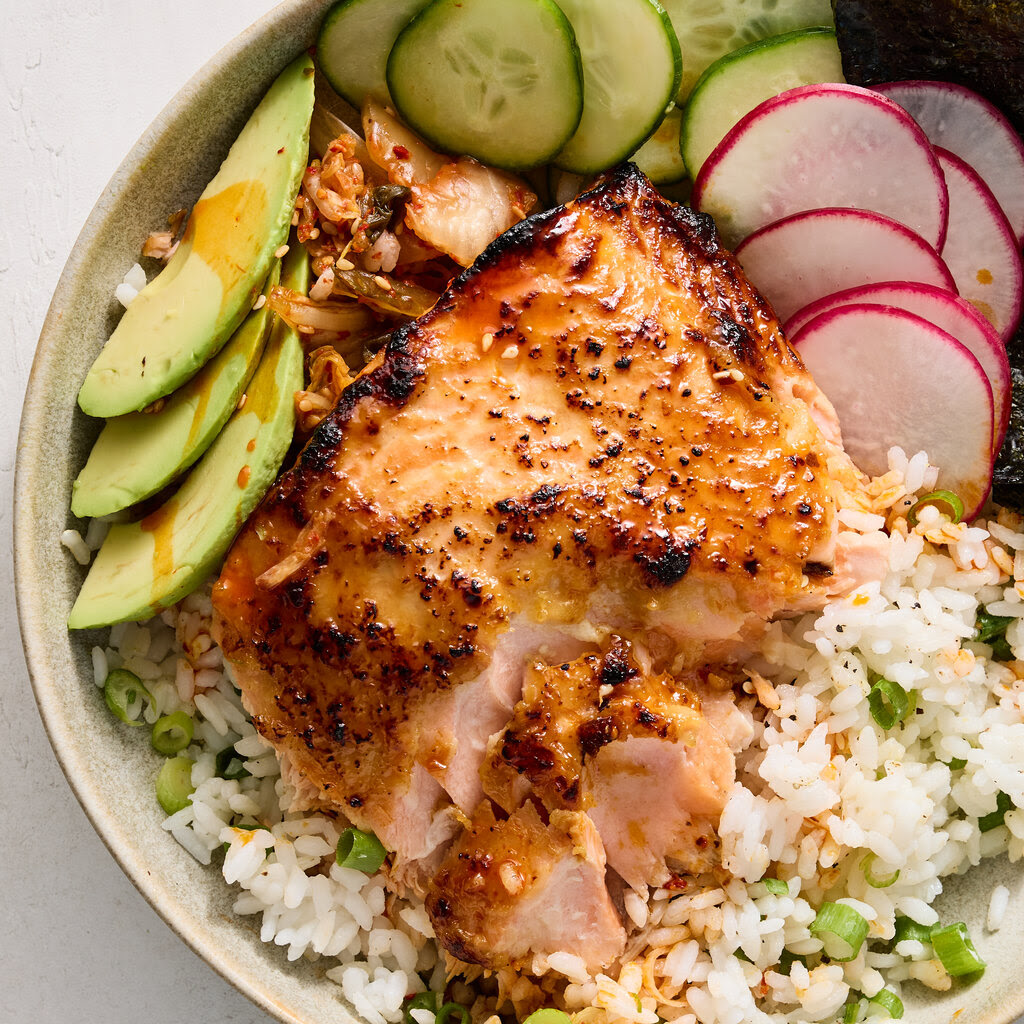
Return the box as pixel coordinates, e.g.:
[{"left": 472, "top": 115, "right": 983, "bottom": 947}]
[{"left": 1, "top": 3, "right": 280, "bottom": 1020}]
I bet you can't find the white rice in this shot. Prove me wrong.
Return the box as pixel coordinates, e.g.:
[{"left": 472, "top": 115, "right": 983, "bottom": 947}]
[
  {"left": 71, "top": 447, "right": 1024, "bottom": 1023},
  {"left": 115, "top": 262, "right": 148, "bottom": 308}
]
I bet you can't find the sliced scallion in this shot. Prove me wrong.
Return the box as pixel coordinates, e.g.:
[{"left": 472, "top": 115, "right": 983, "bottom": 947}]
[
  {"left": 946, "top": 757, "right": 968, "bottom": 771},
  {"left": 861, "top": 852, "right": 900, "bottom": 889},
  {"left": 435, "top": 1003, "right": 472, "bottom": 1024},
  {"left": 930, "top": 922, "right": 985, "bottom": 976},
  {"left": 151, "top": 711, "right": 194, "bottom": 754},
  {"left": 522, "top": 1012, "right": 570, "bottom": 1024},
  {"left": 809, "top": 901, "right": 869, "bottom": 961},
  {"left": 103, "top": 668, "right": 151, "bottom": 726},
  {"left": 404, "top": 992, "right": 438, "bottom": 1024},
  {"left": 867, "top": 678, "right": 912, "bottom": 730},
  {"left": 156, "top": 756, "right": 195, "bottom": 814},
  {"left": 907, "top": 489, "right": 964, "bottom": 526},
  {"left": 763, "top": 877, "right": 790, "bottom": 896},
  {"left": 979, "top": 792, "right": 1013, "bottom": 833},
  {"left": 216, "top": 746, "right": 251, "bottom": 780},
  {"left": 892, "top": 916, "right": 932, "bottom": 945},
  {"left": 869, "top": 988, "right": 904, "bottom": 1019},
  {"left": 336, "top": 827, "right": 387, "bottom": 873},
  {"left": 974, "top": 609, "right": 1015, "bottom": 661},
  {"left": 842, "top": 997, "right": 862, "bottom": 1024}
]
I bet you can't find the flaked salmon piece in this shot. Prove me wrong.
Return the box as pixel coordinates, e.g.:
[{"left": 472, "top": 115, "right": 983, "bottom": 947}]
[
  {"left": 212, "top": 165, "right": 863, "bottom": 920},
  {"left": 482, "top": 640, "right": 738, "bottom": 889},
  {"left": 426, "top": 801, "right": 626, "bottom": 971}
]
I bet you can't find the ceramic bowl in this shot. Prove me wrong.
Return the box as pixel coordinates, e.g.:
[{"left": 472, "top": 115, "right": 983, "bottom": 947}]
[{"left": 13, "top": 4, "right": 1024, "bottom": 1022}]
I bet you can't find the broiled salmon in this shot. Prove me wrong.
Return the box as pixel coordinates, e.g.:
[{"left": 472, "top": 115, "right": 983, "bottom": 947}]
[{"left": 213, "top": 164, "right": 870, "bottom": 969}]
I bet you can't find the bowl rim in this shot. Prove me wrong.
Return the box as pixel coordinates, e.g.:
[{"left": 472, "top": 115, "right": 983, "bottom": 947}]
[
  {"left": 14, "top": 6, "right": 1024, "bottom": 1024},
  {"left": 13, "top": 3, "right": 320, "bottom": 1021}
]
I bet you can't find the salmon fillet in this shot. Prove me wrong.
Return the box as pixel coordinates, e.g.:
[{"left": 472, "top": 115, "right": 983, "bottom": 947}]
[{"left": 213, "top": 164, "right": 863, "bottom": 968}]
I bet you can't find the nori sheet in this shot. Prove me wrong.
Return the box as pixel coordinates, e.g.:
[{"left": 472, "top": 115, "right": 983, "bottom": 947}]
[{"left": 833, "top": 0, "right": 1024, "bottom": 510}]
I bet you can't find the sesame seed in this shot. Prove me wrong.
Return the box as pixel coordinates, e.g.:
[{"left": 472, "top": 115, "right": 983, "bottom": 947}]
[
  {"left": 252, "top": 294, "right": 267, "bottom": 311},
  {"left": 336, "top": 257, "right": 354, "bottom": 270},
  {"left": 274, "top": 244, "right": 290, "bottom": 258},
  {"left": 236, "top": 393, "right": 248, "bottom": 411},
  {"left": 501, "top": 345, "right": 519, "bottom": 359},
  {"left": 373, "top": 274, "right": 393, "bottom": 291},
  {"left": 482, "top": 333, "right": 494, "bottom": 352}
]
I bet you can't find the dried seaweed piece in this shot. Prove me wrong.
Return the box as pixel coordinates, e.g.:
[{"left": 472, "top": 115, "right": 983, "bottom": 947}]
[{"left": 833, "top": 0, "right": 1024, "bottom": 136}]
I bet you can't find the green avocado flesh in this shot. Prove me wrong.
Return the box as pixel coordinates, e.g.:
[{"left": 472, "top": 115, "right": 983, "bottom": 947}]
[
  {"left": 71, "top": 263, "right": 281, "bottom": 519},
  {"left": 67, "top": 246, "right": 308, "bottom": 630},
  {"left": 76, "top": 53, "right": 314, "bottom": 418}
]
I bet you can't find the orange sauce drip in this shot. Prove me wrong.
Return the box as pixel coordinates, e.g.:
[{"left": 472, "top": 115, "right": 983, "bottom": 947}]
[
  {"left": 141, "top": 503, "right": 175, "bottom": 592},
  {"left": 238, "top": 465, "right": 252, "bottom": 488},
  {"left": 183, "top": 179, "right": 269, "bottom": 309}
]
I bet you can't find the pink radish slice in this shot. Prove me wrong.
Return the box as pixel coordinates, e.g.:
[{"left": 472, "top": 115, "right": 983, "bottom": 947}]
[
  {"left": 935, "top": 148, "right": 1023, "bottom": 344},
  {"left": 692, "top": 83, "right": 948, "bottom": 250},
  {"left": 784, "top": 281, "right": 1010, "bottom": 453},
  {"left": 873, "top": 80, "right": 1024, "bottom": 247},
  {"left": 793, "top": 304, "right": 994, "bottom": 519},
  {"left": 735, "top": 208, "right": 955, "bottom": 323}
]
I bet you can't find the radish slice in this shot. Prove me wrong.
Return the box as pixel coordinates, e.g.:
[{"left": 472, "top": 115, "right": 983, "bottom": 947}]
[
  {"left": 735, "top": 208, "right": 955, "bottom": 323},
  {"left": 692, "top": 82, "right": 948, "bottom": 249},
  {"left": 784, "top": 281, "right": 1011, "bottom": 453},
  {"left": 935, "top": 148, "right": 1023, "bottom": 344},
  {"left": 793, "top": 304, "right": 994, "bottom": 519},
  {"left": 873, "top": 80, "right": 1024, "bottom": 247}
]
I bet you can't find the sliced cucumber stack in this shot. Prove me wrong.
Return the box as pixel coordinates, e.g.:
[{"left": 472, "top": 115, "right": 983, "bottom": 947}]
[
  {"left": 681, "top": 27, "right": 843, "bottom": 178},
  {"left": 317, "top": 0, "right": 431, "bottom": 107},
  {"left": 386, "top": 0, "right": 583, "bottom": 170},
  {"left": 660, "top": 0, "right": 834, "bottom": 102},
  {"left": 554, "top": 0, "right": 681, "bottom": 174},
  {"left": 632, "top": 106, "right": 687, "bottom": 185}
]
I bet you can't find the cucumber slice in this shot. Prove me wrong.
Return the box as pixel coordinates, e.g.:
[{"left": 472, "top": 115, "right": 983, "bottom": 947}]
[
  {"left": 681, "top": 27, "right": 843, "bottom": 178},
  {"left": 554, "top": 0, "right": 681, "bottom": 174},
  {"left": 386, "top": 0, "right": 583, "bottom": 170},
  {"left": 632, "top": 106, "right": 687, "bottom": 184},
  {"left": 660, "top": 0, "right": 834, "bottom": 102},
  {"left": 317, "top": 0, "right": 431, "bottom": 106}
]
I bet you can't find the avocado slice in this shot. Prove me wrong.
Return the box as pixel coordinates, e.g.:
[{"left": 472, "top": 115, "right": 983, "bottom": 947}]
[
  {"left": 77, "top": 53, "right": 314, "bottom": 418},
  {"left": 71, "top": 263, "right": 281, "bottom": 519},
  {"left": 67, "top": 245, "right": 308, "bottom": 629}
]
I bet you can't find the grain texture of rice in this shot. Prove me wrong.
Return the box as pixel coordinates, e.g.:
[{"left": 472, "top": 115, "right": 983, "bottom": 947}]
[{"left": 73, "top": 448, "right": 1023, "bottom": 1024}]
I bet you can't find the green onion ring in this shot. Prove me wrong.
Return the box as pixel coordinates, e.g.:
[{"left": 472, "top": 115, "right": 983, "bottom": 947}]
[
  {"left": 155, "top": 756, "right": 195, "bottom": 814},
  {"left": 522, "top": 1012, "right": 571, "bottom": 1024},
  {"left": 861, "top": 852, "right": 900, "bottom": 889},
  {"left": 103, "top": 668, "right": 152, "bottom": 726},
  {"left": 435, "top": 1003, "right": 472, "bottom": 1024},
  {"left": 151, "top": 711, "right": 194, "bottom": 754},
  {"left": 869, "top": 988, "right": 904, "bottom": 1019},
  {"left": 892, "top": 916, "right": 932, "bottom": 945},
  {"left": 867, "top": 677, "right": 912, "bottom": 730},
  {"left": 404, "top": 992, "right": 438, "bottom": 1024},
  {"left": 763, "top": 877, "right": 790, "bottom": 896},
  {"left": 930, "top": 922, "right": 986, "bottom": 976},
  {"left": 842, "top": 998, "right": 862, "bottom": 1024},
  {"left": 809, "top": 902, "right": 869, "bottom": 961},
  {"left": 336, "top": 827, "right": 387, "bottom": 873},
  {"left": 907, "top": 489, "right": 965, "bottom": 526}
]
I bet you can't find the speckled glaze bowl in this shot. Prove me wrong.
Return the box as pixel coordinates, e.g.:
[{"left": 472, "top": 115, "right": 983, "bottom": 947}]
[{"left": 13, "top": 4, "right": 1024, "bottom": 1023}]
